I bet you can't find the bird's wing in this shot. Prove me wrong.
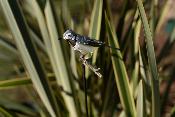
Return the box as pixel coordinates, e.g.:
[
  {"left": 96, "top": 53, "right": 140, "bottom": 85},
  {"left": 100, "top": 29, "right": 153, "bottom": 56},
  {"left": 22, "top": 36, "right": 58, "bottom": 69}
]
[{"left": 76, "top": 35, "right": 104, "bottom": 47}]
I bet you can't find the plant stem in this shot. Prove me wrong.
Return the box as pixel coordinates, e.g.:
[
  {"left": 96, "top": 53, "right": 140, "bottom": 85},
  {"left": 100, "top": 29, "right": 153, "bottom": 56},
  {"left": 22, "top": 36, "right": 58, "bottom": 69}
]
[{"left": 82, "top": 64, "right": 89, "bottom": 117}]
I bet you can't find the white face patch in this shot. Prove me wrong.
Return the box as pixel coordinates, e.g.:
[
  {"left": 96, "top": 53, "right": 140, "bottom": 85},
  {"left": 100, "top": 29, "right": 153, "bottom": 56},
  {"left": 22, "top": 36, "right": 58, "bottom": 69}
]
[{"left": 63, "top": 32, "right": 71, "bottom": 40}]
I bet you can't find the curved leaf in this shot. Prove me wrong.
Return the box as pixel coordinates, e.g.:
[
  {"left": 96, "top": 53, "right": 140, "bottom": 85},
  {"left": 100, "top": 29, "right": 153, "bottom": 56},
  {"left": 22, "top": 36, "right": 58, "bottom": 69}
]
[
  {"left": 136, "top": 0, "right": 160, "bottom": 116},
  {"left": 105, "top": 13, "right": 136, "bottom": 117}
]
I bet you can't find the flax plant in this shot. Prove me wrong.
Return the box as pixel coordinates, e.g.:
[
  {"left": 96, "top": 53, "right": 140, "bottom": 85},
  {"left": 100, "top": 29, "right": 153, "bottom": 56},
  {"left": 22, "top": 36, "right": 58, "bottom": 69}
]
[{"left": 0, "top": 0, "right": 174, "bottom": 117}]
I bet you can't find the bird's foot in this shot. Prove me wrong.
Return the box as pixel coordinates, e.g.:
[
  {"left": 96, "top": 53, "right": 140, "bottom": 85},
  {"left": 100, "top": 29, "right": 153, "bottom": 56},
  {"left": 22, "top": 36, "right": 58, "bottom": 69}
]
[
  {"left": 94, "top": 68, "right": 100, "bottom": 72},
  {"left": 79, "top": 54, "right": 102, "bottom": 78},
  {"left": 79, "top": 55, "right": 84, "bottom": 61}
]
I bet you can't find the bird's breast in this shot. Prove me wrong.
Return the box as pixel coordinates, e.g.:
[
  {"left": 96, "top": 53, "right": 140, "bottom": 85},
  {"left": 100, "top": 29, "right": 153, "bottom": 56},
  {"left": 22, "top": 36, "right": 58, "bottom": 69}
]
[
  {"left": 67, "top": 39, "right": 76, "bottom": 46},
  {"left": 73, "top": 43, "right": 96, "bottom": 55}
]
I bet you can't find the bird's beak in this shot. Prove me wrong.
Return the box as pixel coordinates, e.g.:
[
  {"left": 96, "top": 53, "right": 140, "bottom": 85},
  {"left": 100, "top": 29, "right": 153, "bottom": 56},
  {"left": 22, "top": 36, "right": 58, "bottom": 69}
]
[{"left": 58, "top": 37, "right": 63, "bottom": 40}]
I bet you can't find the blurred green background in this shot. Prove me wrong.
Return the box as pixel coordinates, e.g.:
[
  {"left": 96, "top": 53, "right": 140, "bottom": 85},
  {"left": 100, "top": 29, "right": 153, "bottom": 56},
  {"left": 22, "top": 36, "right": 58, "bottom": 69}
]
[{"left": 0, "top": 0, "right": 175, "bottom": 117}]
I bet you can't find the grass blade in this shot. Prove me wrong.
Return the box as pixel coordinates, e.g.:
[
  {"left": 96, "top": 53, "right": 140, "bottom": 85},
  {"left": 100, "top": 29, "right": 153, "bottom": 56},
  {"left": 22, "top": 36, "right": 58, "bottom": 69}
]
[
  {"left": 85, "top": 0, "right": 103, "bottom": 78},
  {"left": 136, "top": 0, "right": 160, "bottom": 116},
  {"left": 89, "top": 0, "right": 103, "bottom": 64},
  {"left": 44, "top": 1, "right": 79, "bottom": 116},
  {"left": 28, "top": 28, "right": 47, "bottom": 54},
  {"left": 29, "top": 0, "right": 62, "bottom": 85},
  {"left": 0, "top": 78, "right": 31, "bottom": 89},
  {"left": 130, "top": 19, "right": 141, "bottom": 96},
  {"left": 149, "top": 0, "right": 157, "bottom": 37},
  {"left": 0, "top": 74, "right": 55, "bottom": 89},
  {"left": 0, "top": 36, "right": 18, "bottom": 56},
  {"left": 105, "top": 13, "right": 136, "bottom": 117},
  {"left": 0, "top": 107, "right": 13, "bottom": 117},
  {"left": 0, "top": 96, "right": 38, "bottom": 116},
  {"left": 29, "top": 1, "right": 81, "bottom": 116},
  {"left": 157, "top": 27, "right": 175, "bottom": 63},
  {"left": 156, "top": 0, "right": 169, "bottom": 33},
  {"left": 136, "top": 80, "right": 146, "bottom": 117},
  {"left": 0, "top": 0, "right": 60, "bottom": 116}
]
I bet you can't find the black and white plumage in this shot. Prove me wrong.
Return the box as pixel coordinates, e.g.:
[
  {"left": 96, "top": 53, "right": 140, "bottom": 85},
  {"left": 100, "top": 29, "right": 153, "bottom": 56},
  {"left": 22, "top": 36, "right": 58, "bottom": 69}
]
[{"left": 63, "top": 29, "right": 105, "bottom": 55}]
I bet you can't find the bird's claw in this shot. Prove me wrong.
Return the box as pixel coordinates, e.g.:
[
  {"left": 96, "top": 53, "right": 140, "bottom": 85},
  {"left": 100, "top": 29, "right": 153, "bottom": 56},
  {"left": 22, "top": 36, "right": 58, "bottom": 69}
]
[
  {"left": 79, "top": 54, "right": 102, "bottom": 78},
  {"left": 94, "top": 68, "right": 100, "bottom": 72}
]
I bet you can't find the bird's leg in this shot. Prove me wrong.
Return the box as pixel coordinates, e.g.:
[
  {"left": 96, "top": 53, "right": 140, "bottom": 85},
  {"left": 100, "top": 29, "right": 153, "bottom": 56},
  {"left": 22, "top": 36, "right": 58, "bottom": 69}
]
[
  {"left": 80, "top": 54, "right": 85, "bottom": 61},
  {"left": 79, "top": 54, "right": 102, "bottom": 78}
]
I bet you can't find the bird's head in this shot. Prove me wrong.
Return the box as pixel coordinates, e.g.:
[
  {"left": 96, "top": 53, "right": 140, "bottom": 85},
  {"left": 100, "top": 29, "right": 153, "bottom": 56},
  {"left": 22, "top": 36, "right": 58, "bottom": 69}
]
[{"left": 63, "top": 29, "right": 76, "bottom": 41}]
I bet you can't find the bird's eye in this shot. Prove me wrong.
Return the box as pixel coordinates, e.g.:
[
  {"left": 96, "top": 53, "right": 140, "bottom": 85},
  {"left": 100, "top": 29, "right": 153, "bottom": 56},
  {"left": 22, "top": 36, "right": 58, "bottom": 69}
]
[
  {"left": 63, "top": 32, "right": 73, "bottom": 40},
  {"left": 66, "top": 33, "right": 72, "bottom": 38}
]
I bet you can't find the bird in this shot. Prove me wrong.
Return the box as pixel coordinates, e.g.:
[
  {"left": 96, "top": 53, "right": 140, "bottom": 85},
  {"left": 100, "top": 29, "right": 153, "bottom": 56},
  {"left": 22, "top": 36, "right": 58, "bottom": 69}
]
[
  {"left": 60, "top": 29, "right": 120, "bottom": 78},
  {"left": 62, "top": 29, "right": 105, "bottom": 59}
]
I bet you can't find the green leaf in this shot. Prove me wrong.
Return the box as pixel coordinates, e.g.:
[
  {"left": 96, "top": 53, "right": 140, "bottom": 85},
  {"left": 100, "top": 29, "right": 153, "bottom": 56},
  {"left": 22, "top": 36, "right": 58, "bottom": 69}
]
[
  {"left": 89, "top": 0, "right": 103, "bottom": 64},
  {"left": 0, "top": 74, "right": 55, "bottom": 89},
  {"left": 0, "top": 106, "right": 13, "bottom": 117},
  {"left": 61, "top": 0, "right": 74, "bottom": 29},
  {"left": 44, "top": 0, "right": 80, "bottom": 116},
  {"left": 0, "top": 37, "right": 18, "bottom": 56},
  {"left": 0, "top": 0, "right": 60, "bottom": 116},
  {"left": 157, "top": 27, "right": 175, "bottom": 63},
  {"left": 156, "top": 0, "right": 169, "bottom": 33},
  {"left": 0, "top": 77, "right": 31, "bottom": 89},
  {"left": 61, "top": 0, "right": 78, "bottom": 78},
  {"left": 0, "top": 96, "right": 37, "bottom": 116},
  {"left": 130, "top": 19, "right": 141, "bottom": 96},
  {"left": 149, "top": 0, "right": 157, "bottom": 37},
  {"left": 136, "top": 0, "right": 160, "bottom": 116},
  {"left": 28, "top": 28, "right": 47, "bottom": 54},
  {"left": 105, "top": 13, "right": 136, "bottom": 117},
  {"left": 85, "top": 0, "right": 103, "bottom": 78},
  {"left": 136, "top": 80, "right": 146, "bottom": 117}
]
